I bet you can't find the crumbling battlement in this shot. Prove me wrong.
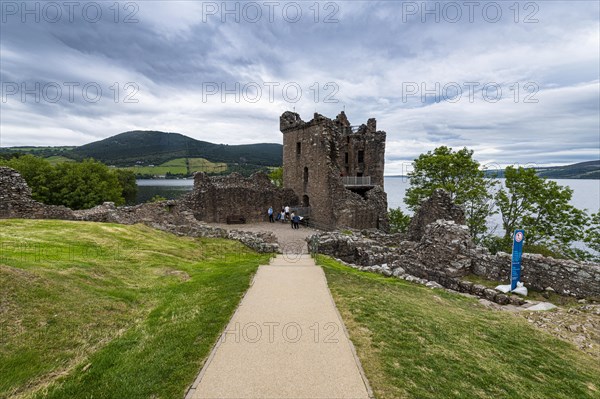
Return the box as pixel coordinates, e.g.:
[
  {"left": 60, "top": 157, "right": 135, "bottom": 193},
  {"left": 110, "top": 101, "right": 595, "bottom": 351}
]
[{"left": 280, "top": 111, "right": 388, "bottom": 231}]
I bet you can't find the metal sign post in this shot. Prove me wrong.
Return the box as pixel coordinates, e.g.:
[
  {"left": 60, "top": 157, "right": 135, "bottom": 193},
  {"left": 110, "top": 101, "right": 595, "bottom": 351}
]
[{"left": 510, "top": 229, "right": 525, "bottom": 291}]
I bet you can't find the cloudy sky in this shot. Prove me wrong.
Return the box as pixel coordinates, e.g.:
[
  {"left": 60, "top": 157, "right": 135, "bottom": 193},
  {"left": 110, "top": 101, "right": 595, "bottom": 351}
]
[{"left": 1, "top": 1, "right": 598, "bottom": 173}]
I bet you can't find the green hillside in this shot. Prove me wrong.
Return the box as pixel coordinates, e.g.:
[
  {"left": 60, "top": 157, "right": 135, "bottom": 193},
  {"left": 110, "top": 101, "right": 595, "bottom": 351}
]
[
  {"left": 0, "top": 131, "right": 283, "bottom": 170},
  {"left": 71, "top": 131, "right": 282, "bottom": 167},
  {"left": 536, "top": 160, "right": 600, "bottom": 179},
  {"left": 483, "top": 160, "right": 600, "bottom": 179}
]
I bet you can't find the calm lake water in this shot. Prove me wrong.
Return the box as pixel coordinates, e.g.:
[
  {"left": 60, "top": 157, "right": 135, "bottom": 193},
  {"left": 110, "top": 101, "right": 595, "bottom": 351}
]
[{"left": 136, "top": 177, "right": 600, "bottom": 232}]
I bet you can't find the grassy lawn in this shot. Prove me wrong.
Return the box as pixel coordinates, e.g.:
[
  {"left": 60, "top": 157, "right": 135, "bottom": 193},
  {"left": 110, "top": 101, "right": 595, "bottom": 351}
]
[
  {"left": 0, "top": 219, "right": 270, "bottom": 399},
  {"left": 317, "top": 255, "right": 600, "bottom": 399},
  {"left": 44, "top": 156, "right": 76, "bottom": 165},
  {"left": 120, "top": 158, "right": 227, "bottom": 176}
]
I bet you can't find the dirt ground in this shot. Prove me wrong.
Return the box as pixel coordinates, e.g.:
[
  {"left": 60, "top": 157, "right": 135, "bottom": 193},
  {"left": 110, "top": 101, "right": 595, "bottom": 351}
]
[
  {"left": 520, "top": 303, "right": 600, "bottom": 360},
  {"left": 210, "top": 221, "right": 319, "bottom": 254}
]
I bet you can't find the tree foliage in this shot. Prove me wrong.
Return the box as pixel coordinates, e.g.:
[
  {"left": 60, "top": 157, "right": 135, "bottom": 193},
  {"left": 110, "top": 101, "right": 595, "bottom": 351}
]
[
  {"left": 496, "top": 166, "right": 588, "bottom": 254},
  {"left": 583, "top": 213, "right": 600, "bottom": 261},
  {"left": 269, "top": 167, "right": 283, "bottom": 187},
  {"left": 114, "top": 169, "right": 138, "bottom": 204},
  {"left": 147, "top": 195, "right": 167, "bottom": 203},
  {"left": 388, "top": 207, "right": 411, "bottom": 233},
  {"left": 405, "top": 146, "right": 497, "bottom": 241},
  {"left": 0, "top": 155, "right": 129, "bottom": 209}
]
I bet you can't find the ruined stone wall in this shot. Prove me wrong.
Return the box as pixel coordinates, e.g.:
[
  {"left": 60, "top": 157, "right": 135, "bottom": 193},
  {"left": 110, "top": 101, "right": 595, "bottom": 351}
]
[
  {"left": 407, "top": 188, "right": 466, "bottom": 241},
  {"left": 182, "top": 172, "right": 298, "bottom": 224},
  {"left": 473, "top": 252, "right": 600, "bottom": 298},
  {"left": 280, "top": 111, "right": 388, "bottom": 231},
  {"left": 309, "top": 220, "right": 600, "bottom": 299},
  {"left": 308, "top": 188, "right": 599, "bottom": 298},
  {"left": 0, "top": 167, "right": 76, "bottom": 220},
  {"left": 280, "top": 114, "right": 336, "bottom": 227},
  {"left": 334, "top": 121, "right": 386, "bottom": 187},
  {"left": 334, "top": 185, "right": 389, "bottom": 231}
]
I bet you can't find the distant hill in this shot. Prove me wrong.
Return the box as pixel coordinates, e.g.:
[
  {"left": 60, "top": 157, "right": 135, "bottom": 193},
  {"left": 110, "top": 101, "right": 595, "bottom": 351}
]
[
  {"left": 535, "top": 160, "right": 600, "bottom": 179},
  {"left": 483, "top": 160, "right": 600, "bottom": 179},
  {"left": 71, "top": 131, "right": 282, "bottom": 167},
  {"left": 0, "top": 131, "right": 283, "bottom": 168}
]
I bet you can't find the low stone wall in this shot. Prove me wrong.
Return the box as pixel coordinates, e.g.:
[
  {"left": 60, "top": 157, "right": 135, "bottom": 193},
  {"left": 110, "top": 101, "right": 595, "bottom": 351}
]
[
  {"left": 309, "top": 220, "right": 600, "bottom": 299},
  {"left": 473, "top": 252, "right": 600, "bottom": 298}
]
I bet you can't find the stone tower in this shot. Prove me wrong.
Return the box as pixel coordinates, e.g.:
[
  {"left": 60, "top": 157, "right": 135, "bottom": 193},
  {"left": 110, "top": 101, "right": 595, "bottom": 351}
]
[{"left": 280, "top": 111, "right": 388, "bottom": 231}]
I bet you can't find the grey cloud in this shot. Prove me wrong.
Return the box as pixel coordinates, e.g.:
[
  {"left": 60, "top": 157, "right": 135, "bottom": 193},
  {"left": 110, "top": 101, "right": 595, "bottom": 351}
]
[{"left": 0, "top": 1, "right": 598, "bottom": 166}]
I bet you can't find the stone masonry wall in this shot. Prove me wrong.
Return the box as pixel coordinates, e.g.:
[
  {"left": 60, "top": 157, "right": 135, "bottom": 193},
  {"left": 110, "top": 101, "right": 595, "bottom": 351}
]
[
  {"left": 308, "top": 189, "right": 599, "bottom": 299},
  {"left": 181, "top": 172, "right": 298, "bottom": 224},
  {"left": 406, "top": 188, "right": 465, "bottom": 241},
  {"left": 280, "top": 111, "right": 388, "bottom": 231},
  {"left": 309, "top": 220, "right": 600, "bottom": 299},
  {"left": 0, "top": 167, "right": 75, "bottom": 220}
]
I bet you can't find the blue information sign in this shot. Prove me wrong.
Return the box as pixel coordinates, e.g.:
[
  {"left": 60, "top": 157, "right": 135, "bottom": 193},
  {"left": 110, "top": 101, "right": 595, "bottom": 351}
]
[{"left": 510, "top": 229, "right": 525, "bottom": 291}]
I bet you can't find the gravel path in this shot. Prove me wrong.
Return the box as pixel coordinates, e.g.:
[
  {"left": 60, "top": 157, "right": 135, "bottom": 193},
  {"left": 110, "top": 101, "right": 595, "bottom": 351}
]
[{"left": 211, "top": 221, "right": 319, "bottom": 254}]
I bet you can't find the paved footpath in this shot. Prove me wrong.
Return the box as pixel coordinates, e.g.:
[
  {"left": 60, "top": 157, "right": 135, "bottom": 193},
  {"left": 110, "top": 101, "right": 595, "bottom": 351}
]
[{"left": 186, "top": 254, "right": 371, "bottom": 399}]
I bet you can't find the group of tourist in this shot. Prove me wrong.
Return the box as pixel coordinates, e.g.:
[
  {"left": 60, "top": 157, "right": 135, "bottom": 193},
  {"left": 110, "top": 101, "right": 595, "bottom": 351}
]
[{"left": 268, "top": 205, "right": 302, "bottom": 229}]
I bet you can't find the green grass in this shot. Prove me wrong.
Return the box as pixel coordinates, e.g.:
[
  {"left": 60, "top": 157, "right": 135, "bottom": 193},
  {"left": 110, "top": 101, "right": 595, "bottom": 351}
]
[
  {"left": 120, "top": 157, "right": 227, "bottom": 176},
  {"left": 0, "top": 219, "right": 270, "bottom": 399},
  {"left": 44, "top": 156, "right": 76, "bottom": 165},
  {"left": 316, "top": 255, "right": 600, "bottom": 399}
]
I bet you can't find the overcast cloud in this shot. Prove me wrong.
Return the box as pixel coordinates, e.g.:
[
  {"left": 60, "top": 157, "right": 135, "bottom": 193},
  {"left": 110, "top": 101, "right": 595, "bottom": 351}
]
[{"left": 0, "top": 0, "right": 598, "bottom": 173}]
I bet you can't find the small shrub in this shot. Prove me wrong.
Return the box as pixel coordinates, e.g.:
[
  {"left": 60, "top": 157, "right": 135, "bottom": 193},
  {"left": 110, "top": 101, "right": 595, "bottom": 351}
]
[{"left": 388, "top": 207, "right": 411, "bottom": 233}]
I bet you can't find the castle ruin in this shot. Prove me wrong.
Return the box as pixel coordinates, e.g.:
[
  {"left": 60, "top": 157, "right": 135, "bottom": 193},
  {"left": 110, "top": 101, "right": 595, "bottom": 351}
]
[{"left": 280, "top": 111, "right": 389, "bottom": 231}]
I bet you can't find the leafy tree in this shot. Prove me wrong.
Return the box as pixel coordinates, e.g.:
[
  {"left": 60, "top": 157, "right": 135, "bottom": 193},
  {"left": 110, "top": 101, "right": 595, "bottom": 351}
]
[
  {"left": 496, "top": 166, "right": 588, "bottom": 254},
  {"left": 114, "top": 169, "right": 138, "bottom": 204},
  {"left": 269, "top": 167, "right": 283, "bottom": 187},
  {"left": 148, "top": 195, "right": 167, "bottom": 203},
  {"left": 582, "top": 212, "right": 600, "bottom": 261},
  {"left": 388, "top": 207, "right": 411, "bottom": 233},
  {"left": 405, "top": 146, "right": 497, "bottom": 241},
  {"left": 1, "top": 155, "right": 128, "bottom": 210},
  {"left": 50, "top": 160, "right": 124, "bottom": 209}
]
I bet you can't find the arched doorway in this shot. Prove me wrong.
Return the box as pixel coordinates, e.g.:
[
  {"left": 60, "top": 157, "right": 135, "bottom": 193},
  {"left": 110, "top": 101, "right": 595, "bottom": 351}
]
[{"left": 302, "top": 195, "right": 310, "bottom": 207}]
